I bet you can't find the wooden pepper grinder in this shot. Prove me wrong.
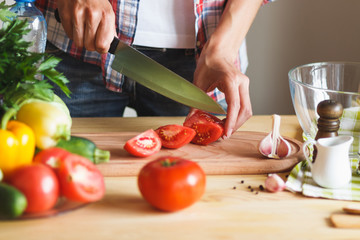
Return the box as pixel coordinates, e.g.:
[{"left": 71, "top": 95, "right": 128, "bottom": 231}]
[
  {"left": 311, "top": 100, "right": 343, "bottom": 162},
  {"left": 315, "top": 100, "right": 343, "bottom": 140}
]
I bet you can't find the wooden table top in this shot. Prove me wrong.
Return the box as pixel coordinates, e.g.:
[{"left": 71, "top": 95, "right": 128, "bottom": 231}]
[{"left": 0, "top": 115, "right": 358, "bottom": 239}]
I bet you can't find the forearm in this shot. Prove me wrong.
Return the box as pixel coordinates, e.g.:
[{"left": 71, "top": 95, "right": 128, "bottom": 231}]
[{"left": 205, "top": 0, "right": 263, "bottom": 61}]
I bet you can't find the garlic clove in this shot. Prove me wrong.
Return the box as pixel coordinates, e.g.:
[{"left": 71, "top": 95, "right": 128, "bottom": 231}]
[
  {"left": 277, "top": 136, "right": 292, "bottom": 158},
  {"left": 265, "top": 174, "right": 286, "bottom": 193},
  {"left": 259, "top": 114, "right": 291, "bottom": 159},
  {"left": 259, "top": 133, "right": 273, "bottom": 156}
]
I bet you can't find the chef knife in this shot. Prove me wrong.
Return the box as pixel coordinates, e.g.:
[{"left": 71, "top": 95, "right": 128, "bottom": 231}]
[{"left": 108, "top": 37, "right": 226, "bottom": 114}]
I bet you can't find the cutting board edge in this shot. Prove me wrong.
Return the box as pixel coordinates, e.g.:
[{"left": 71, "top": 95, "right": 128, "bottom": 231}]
[{"left": 97, "top": 157, "right": 303, "bottom": 177}]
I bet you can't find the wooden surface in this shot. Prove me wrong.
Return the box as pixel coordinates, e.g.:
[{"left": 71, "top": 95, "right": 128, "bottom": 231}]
[
  {"left": 76, "top": 131, "right": 303, "bottom": 176},
  {"left": 1, "top": 115, "right": 359, "bottom": 240}
]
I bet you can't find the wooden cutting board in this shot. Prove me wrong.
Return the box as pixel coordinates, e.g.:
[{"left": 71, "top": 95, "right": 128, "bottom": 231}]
[{"left": 74, "top": 131, "right": 304, "bottom": 176}]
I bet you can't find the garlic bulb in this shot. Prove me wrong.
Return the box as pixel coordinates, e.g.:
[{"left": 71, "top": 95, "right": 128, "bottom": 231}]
[{"left": 259, "top": 114, "right": 291, "bottom": 159}]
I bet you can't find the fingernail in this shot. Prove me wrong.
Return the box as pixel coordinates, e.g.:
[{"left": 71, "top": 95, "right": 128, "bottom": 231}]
[{"left": 225, "top": 129, "right": 233, "bottom": 139}]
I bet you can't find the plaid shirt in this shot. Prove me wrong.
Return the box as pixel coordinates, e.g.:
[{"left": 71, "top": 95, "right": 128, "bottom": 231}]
[{"left": 35, "top": 0, "right": 274, "bottom": 103}]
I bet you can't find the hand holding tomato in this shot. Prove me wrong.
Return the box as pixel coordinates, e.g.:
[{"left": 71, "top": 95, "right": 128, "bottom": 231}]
[
  {"left": 193, "top": 40, "right": 253, "bottom": 137},
  {"left": 138, "top": 156, "right": 206, "bottom": 212}
]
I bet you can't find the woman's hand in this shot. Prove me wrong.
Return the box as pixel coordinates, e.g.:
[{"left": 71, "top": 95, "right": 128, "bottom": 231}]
[
  {"left": 193, "top": 0, "right": 262, "bottom": 137},
  {"left": 56, "top": 0, "right": 116, "bottom": 53},
  {"left": 193, "top": 42, "right": 252, "bottom": 138}
]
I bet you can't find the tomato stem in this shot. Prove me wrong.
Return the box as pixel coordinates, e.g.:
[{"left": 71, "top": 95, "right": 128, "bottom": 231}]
[{"left": 161, "top": 158, "right": 177, "bottom": 167}]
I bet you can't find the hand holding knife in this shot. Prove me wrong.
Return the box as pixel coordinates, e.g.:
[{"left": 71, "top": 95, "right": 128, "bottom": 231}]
[{"left": 54, "top": 8, "right": 226, "bottom": 114}]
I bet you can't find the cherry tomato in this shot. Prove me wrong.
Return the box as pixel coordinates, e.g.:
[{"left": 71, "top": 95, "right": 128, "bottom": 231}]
[
  {"left": 183, "top": 109, "right": 224, "bottom": 145},
  {"left": 57, "top": 153, "right": 105, "bottom": 203},
  {"left": 138, "top": 156, "right": 206, "bottom": 212},
  {"left": 34, "top": 147, "right": 70, "bottom": 170},
  {"left": 155, "top": 124, "right": 196, "bottom": 149},
  {"left": 124, "top": 129, "right": 161, "bottom": 157},
  {"left": 9, "top": 163, "right": 60, "bottom": 213}
]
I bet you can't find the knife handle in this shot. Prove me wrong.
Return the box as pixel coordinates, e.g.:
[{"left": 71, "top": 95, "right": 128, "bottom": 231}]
[
  {"left": 54, "top": 8, "right": 61, "bottom": 23},
  {"left": 109, "top": 37, "right": 119, "bottom": 55}
]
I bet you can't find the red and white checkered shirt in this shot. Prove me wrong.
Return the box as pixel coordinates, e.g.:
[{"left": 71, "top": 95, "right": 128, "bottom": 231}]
[{"left": 35, "top": 0, "right": 275, "bottom": 103}]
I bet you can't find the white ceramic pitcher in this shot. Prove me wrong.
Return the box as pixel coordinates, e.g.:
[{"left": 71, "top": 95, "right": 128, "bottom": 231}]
[{"left": 303, "top": 135, "right": 353, "bottom": 189}]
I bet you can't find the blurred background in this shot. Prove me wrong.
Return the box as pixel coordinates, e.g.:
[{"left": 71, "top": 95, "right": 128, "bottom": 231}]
[
  {"left": 247, "top": 0, "right": 360, "bottom": 115},
  {"left": 4, "top": 0, "right": 360, "bottom": 115}
]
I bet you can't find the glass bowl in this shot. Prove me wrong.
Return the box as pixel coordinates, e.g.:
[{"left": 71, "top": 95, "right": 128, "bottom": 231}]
[{"left": 288, "top": 62, "right": 360, "bottom": 155}]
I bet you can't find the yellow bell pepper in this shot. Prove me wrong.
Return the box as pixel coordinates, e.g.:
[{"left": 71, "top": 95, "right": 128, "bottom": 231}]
[
  {"left": 16, "top": 100, "right": 71, "bottom": 149},
  {"left": 0, "top": 120, "right": 35, "bottom": 179}
]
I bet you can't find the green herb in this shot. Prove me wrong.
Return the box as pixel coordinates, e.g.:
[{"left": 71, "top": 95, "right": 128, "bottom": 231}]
[
  {"left": 0, "top": 5, "right": 71, "bottom": 112},
  {"left": 0, "top": 1, "right": 15, "bottom": 22}
]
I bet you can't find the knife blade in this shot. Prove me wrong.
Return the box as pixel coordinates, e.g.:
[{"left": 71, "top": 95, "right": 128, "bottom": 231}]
[{"left": 108, "top": 37, "right": 226, "bottom": 114}]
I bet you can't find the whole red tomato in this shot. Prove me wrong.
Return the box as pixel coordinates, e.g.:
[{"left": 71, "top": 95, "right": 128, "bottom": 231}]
[
  {"left": 34, "top": 147, "right": 70, "bottom": 171},
  {"left": 9, "top": 163, "right": 60, "bottom": 213},
  {"left": 138, "top": 156, "right": 206, "bottom": 212}
]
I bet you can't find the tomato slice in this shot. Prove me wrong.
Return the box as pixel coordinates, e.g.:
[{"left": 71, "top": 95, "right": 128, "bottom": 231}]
[
  {"left": 57, "top": 154, "right": 105, "bottom": 203},
  {"left": 155, "top": 124, "right": 196, "bottom": 149},
  {"left": 124, "top": 129, "right": 161, "bottom": 157},
  {"left": 183, "top": 109, "right": 224, "bottom": 145}
]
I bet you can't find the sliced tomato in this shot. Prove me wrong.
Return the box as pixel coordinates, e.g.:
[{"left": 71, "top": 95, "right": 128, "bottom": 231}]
[
  {"left": 124, "top": 129, "right": 162, "bottom": 157},
  {"left": 183, "top": 109, "right": 225, "bottom": 145},
  {"left": 155, "top": 124, "right": 196, "bottom": 149},
  {"left": 57, "top": 153, "right": 105, "bottom": 203}
]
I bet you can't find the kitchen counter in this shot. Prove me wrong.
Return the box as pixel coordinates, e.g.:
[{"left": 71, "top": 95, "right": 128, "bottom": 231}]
[{"left": 0, "top": 115, "right": 357, "bottom": 239}]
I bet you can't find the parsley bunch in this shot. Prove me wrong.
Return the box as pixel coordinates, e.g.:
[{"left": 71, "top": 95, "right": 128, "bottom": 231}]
[{"left": 0, "top": 2, "right": 70, "bottom": 111}]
